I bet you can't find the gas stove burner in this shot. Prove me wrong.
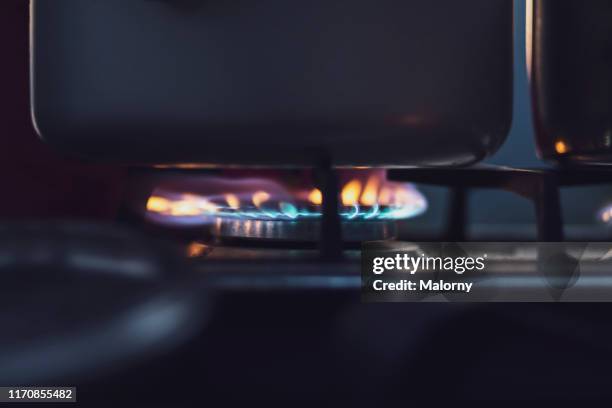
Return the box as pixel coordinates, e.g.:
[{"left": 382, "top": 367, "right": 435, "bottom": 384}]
[
  {"left": 143, "top": 170, "right": 427, "bottom": 244},
  {"left": 212, "top": 209, "right": 398, "bottom": 243}
]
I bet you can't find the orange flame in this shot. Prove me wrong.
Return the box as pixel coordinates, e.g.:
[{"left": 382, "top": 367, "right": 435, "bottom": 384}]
[
  {"left": 225, "top": 194, "right": 240, "bottom": 210},
  {"left": 341, "top": 179, "right": 362, "bottom": 206},
  {"left": 308, "top": 189, "right": 323, "bottom": 205},
  {"left": 252, "top": 191, "right": 271, "bottom": 208},
  {"left": 189, "top": 195, "right": 219, "bottom": 213},
  {"left": 305, "top": 175, "right": 420, "bottom": 208},
  {"left": 360, "top": 175, "right": 380, "bottom": 206},
  {"left": 378, "top": 187, "right": 392, "bottom": 206},
  {"left": 147, "top": 172, "right": 425, "bottom": 220},
  {"left": 146, "top": 194, "right": 218, "bottom": 216},
  {"left": 169, "top": 200, "right": 201, "bottom": 216},
  {"left": 147, "top": 196, "right": 171, "bottom": 213}
]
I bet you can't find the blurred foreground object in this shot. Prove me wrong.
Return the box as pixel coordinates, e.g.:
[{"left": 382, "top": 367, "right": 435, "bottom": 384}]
[{"left": 0, "top": 221, "right": 208, "bottom": 385}]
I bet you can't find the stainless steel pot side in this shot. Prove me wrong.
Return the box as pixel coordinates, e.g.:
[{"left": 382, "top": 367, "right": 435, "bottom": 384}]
[
  {"left": 530, "top": 0, "right": 612, "bottom": 165},
  {"left": 31, "top": 0, "right": 513, "bottom": 167}
]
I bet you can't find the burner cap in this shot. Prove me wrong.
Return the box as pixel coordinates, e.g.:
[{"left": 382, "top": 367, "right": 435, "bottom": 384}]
[{"left": 212, "top": 217, "right": 397, "bottom": 243}]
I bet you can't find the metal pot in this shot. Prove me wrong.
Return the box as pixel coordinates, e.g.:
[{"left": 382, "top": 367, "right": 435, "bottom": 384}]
[
  {"left": 530, "top": 0, "right": 612, "bottom": 165},
  {"left": 31, "top": 0, "right": 513, "bottom": 167}
]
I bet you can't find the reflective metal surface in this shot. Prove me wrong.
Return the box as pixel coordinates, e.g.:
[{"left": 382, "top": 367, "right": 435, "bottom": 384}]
[
  {"left": 530, "top": 0, "right": 612, "bottom": 164},
  {"left": 212, "top": 217, "right": 397, "bottom": 243},
  {"left": 31, "top": 0, "right": 513, "bottom": 166}
]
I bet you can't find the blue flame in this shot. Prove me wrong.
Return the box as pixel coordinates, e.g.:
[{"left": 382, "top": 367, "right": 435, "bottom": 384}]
[
  {"left": 207, "top": 201, "right": 426, "bottom": 222},
  {"left": 146, "top": 183, "right": 428, "bottom": 226},
  {"left": 279, "top": 202, "right": 299, "bottom": 219}
]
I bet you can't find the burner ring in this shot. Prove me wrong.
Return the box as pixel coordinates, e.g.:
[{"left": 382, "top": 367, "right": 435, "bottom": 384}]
[{"left": 212, "top": 217, "right": 397, "bottom": 243}]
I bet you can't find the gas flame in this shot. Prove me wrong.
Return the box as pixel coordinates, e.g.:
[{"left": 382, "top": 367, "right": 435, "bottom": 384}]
[
  {"left": 341, "top": 180, "right": 362, "bottom": 206},
  {"left": 360, "top": 175, "right": 381, "bottom": 206},
  {"left": 145, "top": 171, "right": 427, "bottom": 225},
  {"left": 308, "top": 189, "right": 323, "bottom": 206},
  {"left": 225, "top": 194, "right": 240, "bottom": 210},
  {"left": 378, "top": 187, "right": 392, "bottom": 206},
  {"left": 147, "top": 196, "right": 171, "bottom": 213},
  {"left": 307, "top": 175, "right": 424, "bottom": 210},
  {"left": 147, "top": 194, "right": 218, "bottom": 217},
  {"left": 252, "top": 191, "right": 271, "bottom": 208}
]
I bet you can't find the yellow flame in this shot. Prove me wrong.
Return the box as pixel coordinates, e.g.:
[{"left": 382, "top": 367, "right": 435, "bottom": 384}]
[
  {"left": 308, "top": 176, "right": 414, "bottom": 207},
  {"left": 225, "top": 194, "right": 240, "bottom": 210},
  {"left": 184, "top": 194, "right": 219, "bottom": 214},
  {"left": 252, "top": 191, "right": 271, "bottom": 208},
  {"left": 147, "top": 196, "right": 171, "bottom": 213},
  {"left": 341, "top": 179, "right": 362, "bottom": 206},
  {"left": 147, "top": 194, "right": 219, "bottom": 216},
  {"left": 360, "top": 176, "right": 380, "bottom": 206},
  {"left": 148, "top": 174, "right": 422, "bottom": 220},
  {"left": 308, "top": 188, "right": 323, "bottom": 205},
  {"left": 197, "top": 201, "right": 219, "bottom": 213},
  {"left": 169, "top": 200, "right": 201, "bottom": 216}
]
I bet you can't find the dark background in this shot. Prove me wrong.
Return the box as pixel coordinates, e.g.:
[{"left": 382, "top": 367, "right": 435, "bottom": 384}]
[{"left": 0, "top": 0, "right": 126, "bottom": 220}]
